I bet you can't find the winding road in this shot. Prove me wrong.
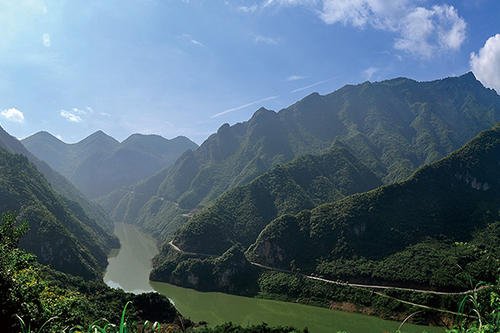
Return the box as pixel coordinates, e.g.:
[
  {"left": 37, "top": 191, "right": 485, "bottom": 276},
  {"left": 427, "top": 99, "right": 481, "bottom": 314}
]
[{"left": 168, "top": 241, "right": 490, "bottom": 296}]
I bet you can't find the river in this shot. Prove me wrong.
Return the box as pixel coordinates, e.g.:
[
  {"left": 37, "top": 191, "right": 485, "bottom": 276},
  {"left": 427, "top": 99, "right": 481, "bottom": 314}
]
[{"left": 104, "top": 223, "right": 444, "bottom": 333}]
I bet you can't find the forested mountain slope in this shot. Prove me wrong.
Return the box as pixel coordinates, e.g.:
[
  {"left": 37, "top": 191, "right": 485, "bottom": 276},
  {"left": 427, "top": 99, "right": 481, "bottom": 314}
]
[
  {"left": 248, "top": 125, "right": 500, "bottom": 274},
  {"left": 173, "top": 143, "right": 382, "bottom": 255},
  {"left": 102, "top": 72, "right": 499, "bottom": 239},
  {"left": 0, "top": 126, "right": 115, "bottom": 232},
  {"left": 151, "top": 125, "right": 500, "bottom": 303},
  {"left": 0, "top": 146, "right": 116, "bottom": 279}
]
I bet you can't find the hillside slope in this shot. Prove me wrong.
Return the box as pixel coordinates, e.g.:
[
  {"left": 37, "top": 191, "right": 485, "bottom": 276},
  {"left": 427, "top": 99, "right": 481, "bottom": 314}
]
[
  {"left": 248, "top": 125, "right": 500, "bottom": 273},
  {"left": 0, "top": 126, "right": 115, "bottom": 232},
  {"left": 172, "top": 143, "right": 382, "bottom": 255},
  {"left": 151, "top": 126, "right": 500, "bottom": 310},
  {"left": 0, "top": 147, "right": 116, "bottom": 278},
  {"left": 102, "top": 72, "right": 500, "bottom": 239}
]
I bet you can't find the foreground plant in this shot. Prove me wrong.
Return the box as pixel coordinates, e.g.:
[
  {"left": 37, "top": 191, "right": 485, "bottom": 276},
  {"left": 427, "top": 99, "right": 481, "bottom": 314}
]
[{"left": 15, "top": 302, "right": 162, "bottom": 333}]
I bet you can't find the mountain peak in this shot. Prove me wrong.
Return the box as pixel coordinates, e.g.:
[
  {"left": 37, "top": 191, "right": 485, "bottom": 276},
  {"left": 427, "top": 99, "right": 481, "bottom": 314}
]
[
  {"left": 24, "top": 131, "right": 63, "bottom": 144},
  {"left": 79, "top": 130, "right": 119, "bottom": 146}
]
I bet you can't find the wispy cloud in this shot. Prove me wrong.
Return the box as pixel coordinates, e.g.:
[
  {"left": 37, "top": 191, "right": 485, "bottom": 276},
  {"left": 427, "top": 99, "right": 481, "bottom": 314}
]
[
  {"left": 42, "top": 33, "right": 51, "bottom": 47},
  {"left": 1, "top": 107, "right": 25, "bottom": 123},
  {"left": 254, "top": 35, "right": 279, "bottom": 45},
  {"left": 59, "top": 106, "right": 109, "bottom": 122},
  {"left": 180, "top": 34, "right": 205, "bottom": 47},
  {"left": 60, "top": 110, "right": 82, "bottom": 123},
  {"left": 237, "top": 5, "right": 259, "bottom": 13},
  {"left": 290, "top": 77, "right": 335, "bottom": 93},
  {"left": 287, "top": 75, "right": 306, "bottom": 81},
  {"left": 362, "top": 67, "right": 379, "bottom": 81},
  {"left": 211, "top": 95, "right": 278, "bottom": 118}
]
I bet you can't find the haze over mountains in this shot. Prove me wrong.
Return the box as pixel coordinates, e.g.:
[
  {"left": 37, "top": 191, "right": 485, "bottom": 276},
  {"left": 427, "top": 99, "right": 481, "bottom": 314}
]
[
  {"left": 1, "top": 71, "right": 498, "bottom": 325},
  {"left": 22, "top": 131, "right": 198, "bottom": 199},
  {"left": 0, "top": 126, "right": 118, "bottom": 278},
  {"left": 100, "top": 72, "right": 499, "bottom": 240}
]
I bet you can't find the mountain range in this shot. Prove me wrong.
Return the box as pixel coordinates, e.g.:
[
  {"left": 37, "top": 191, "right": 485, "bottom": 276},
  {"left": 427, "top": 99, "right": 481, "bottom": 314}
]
[
  {"left": 100, "top": 72, "right": 499, "bottom": 240},
  {"left": 151, "top": 125, "right": 500, "bottom": 301},
  {"left": 22, "top": 131, "right": 197, "bottom": 199}
]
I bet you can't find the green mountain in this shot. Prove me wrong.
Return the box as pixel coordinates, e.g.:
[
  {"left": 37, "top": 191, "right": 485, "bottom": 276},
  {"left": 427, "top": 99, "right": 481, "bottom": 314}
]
[
  {"left": 172, "top": 143, "right": 382, "bottom": 256},
  {"left": 0, "top": 128, "right": 118, "bottom": 279},
  {"left": 22, "top": 131, "right": 197, "bottom": 199},
  {"left": 150, "top": 126, "right": 499, "bottom": 318},
  {"left": 248, "top": 125, "right": 500, "bottom": 282},
  {"left": 0, "top": 126, "right": 115, "bottom": 232},
  {"left": 101, "top": 72, "right": 500, "bottom": 239},
  {"left": 0, "top": 213, "right": 180, "bottom": 331}
]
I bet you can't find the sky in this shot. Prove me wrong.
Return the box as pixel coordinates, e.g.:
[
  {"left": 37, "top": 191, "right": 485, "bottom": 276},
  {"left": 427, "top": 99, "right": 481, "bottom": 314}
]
[{"left": 0, "top": 0, "right": 499, "bottom": 144}]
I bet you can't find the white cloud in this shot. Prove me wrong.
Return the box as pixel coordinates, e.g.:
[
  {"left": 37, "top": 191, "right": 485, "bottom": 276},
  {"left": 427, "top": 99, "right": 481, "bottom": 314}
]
[
  {"left": 264, "top": 1, "right": 466, "bottom": 58},
  {"left": 60, "top": 110, "right": 82, "bottom": 123},
  {"left": 394, "top": 5, "right": 466, "bottom": 58},
  {"left": 42, "top": 33, "right": 51, "bottom": 47},
  {"left": 363, "top": 66, "right": 379, "bottom": 80},
  {"left": 211, "top": 95, "right": 278, "bottom": 118},
  {"left": 1, "top": 108, "right": 25, "bottom": 123},
  {"left": 470, "top": 34, "right": 500, "bottom": 94},
  {"left": 55, "top": 134, "right": 63, "bottom": 141},
  {"left": 287, "top": 75, "right": 306, "bottom": 81},
  {"left": 254, "top": 35, "right": 279, "bottom": 45}
]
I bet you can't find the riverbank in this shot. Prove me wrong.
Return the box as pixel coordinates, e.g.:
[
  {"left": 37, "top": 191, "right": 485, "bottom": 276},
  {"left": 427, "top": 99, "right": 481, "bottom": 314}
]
[{"left": 104, "top": 223, "right": 445, "bottom": 333}]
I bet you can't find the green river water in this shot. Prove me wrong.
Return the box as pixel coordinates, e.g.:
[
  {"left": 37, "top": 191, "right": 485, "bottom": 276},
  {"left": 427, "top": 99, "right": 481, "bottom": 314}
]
[{"left": 104, "top": 223, "right": 444, "bottom": 333}]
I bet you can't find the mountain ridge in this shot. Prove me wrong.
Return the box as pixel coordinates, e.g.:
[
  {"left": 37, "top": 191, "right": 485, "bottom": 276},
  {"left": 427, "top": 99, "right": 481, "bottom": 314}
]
[
  {"left": 23, "top": 130, "right": 198, "bottom": 198},
  {"left": 101, "top": 72, "right": 500, "bottom": 240}
]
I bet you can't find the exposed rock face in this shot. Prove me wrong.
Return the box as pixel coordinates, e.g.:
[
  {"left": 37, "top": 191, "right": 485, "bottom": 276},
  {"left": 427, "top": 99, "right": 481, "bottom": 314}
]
[{"left": 151, "top": 246, "right": 259, "bottom": 294}]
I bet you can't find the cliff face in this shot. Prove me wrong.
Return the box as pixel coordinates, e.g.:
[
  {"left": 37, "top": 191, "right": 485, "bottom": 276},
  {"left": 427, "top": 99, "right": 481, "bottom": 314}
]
[{"left": 151, "top": 246, "right": 258, "bottom": 294}]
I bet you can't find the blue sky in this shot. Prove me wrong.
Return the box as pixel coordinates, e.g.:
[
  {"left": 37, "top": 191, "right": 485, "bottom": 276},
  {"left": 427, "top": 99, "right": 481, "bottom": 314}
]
[{"left": 0, "top": 0, "right": 499, "bottom": 144}]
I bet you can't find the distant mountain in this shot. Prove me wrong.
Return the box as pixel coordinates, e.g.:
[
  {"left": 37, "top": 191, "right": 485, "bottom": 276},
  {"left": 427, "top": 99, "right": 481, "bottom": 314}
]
[
  {"left": 23, "top": 131, "right": 198, "bottom": 198},
  {"left": 151, "top": 125, "right": 500, "bottom": 297},
  {"left": 0, "top": 126, "right": 114, "bottom": 232},
  {"left": 0, "top": 142, "right": 117, "bottom": 279},
  {"left": 102, "top": 72, "right": 500, "bottom": 239},
  {"left": 172, "top": 143, "right": 382, "bottom": 255}
]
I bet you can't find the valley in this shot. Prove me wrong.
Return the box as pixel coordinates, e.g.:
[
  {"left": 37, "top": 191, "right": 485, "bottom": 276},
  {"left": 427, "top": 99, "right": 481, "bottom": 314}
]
[{"left": 2, "top": 4, "right": 499, "bottom": 332}]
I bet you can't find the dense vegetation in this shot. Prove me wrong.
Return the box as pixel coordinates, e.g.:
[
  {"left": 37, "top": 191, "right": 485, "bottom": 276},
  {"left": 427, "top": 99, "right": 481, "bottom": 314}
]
[
  {"left": 249, "top": 125, "right": 499, "bottom": 274},
  {"left": 0, "top": 212, "right": 181, "bottom": 332},
  {"left": 172, "top": 144, "right": 381, "bottom": 255},
  {"left": 100, "top": 72, "right": 500, "bottom": 240},
  {"left": 0, "top": 145, "right": 116, "bottom": 279},
  {"left": 23, "top": 131, "right": 197, "bottom": 199},
  {"left": 150, "top": 125, "right": 500, "bottom": 323},
  {"left": 0, "top": 125, "right": 115, "bottom": 232}
]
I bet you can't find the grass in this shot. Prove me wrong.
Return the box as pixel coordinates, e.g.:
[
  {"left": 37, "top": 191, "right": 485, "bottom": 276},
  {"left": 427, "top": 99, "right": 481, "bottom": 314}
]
[
  {"left": 15, "top": 302, "right": 162, "bottom": 333},
  {"left": 12, "top": 285, "right": 499, "bottom": 333}
]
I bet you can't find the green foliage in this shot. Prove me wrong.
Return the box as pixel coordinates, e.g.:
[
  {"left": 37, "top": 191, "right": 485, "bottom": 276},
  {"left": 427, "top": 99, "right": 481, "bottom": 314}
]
[
  {"left": 0, "top": 213, "right": 180, "bottom": 332},
  {"left": 249, "top": 126, "right": 500, "bottom": 274},
  {"left": 0, "top": 147, "right": 115, "bottom": 278},
  {"left": 104, "top": 72, "right": 499, "bottom": 242},
  {"left": 172, "top": 144, "right": 381, "bottom": 255},
  {"left": 151, "top": 246, "right": 259, "bottom": 294}
]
